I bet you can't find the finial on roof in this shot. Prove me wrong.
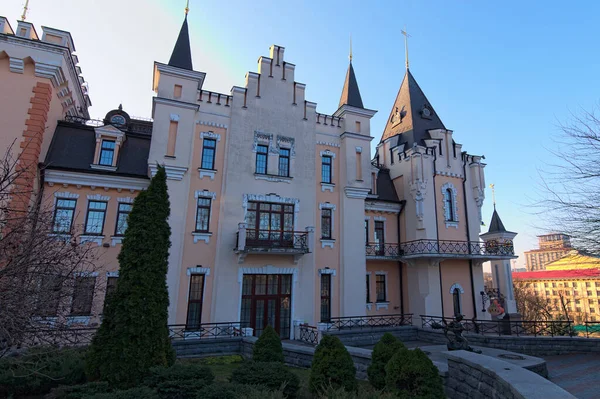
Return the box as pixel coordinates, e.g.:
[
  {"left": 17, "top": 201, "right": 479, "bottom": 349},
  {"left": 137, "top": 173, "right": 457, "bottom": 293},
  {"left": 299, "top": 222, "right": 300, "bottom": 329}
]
[
  {"left": 401, "top": 26, "right": 411, "bottom": 70},
  {"left": 185, "top": 0, "right": 190, "bottom": 16},
  {"left": 21, "top": 0, "right": 30, "bottom": 21},
  {"left": 118, "top": 104, "right": 123, "bottom": 111},
  {"left": 349, "top": 34, "right": 353, "bottom": 62},
  {"left": 490, "top": 183, "right": 496, "bottom": 210}
]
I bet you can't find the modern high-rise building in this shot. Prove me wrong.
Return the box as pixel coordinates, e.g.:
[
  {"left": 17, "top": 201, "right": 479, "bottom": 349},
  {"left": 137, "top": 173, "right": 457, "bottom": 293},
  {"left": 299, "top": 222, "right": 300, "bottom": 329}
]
[
  {"left": 0, "top": 10, "right": 517, "bottom": 338},
  {"left": 525, "top": 233, "right": 572, "bottom": 271}
]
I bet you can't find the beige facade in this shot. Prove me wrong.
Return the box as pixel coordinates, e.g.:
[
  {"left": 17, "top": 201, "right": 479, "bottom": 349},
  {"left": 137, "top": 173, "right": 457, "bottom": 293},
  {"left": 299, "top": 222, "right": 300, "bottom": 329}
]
[
  {"left": 0, "top": 15, "right": 518, "bottom": 338},
  {"left": 525, "top": 233, "right": 572, "bottom": 271}
]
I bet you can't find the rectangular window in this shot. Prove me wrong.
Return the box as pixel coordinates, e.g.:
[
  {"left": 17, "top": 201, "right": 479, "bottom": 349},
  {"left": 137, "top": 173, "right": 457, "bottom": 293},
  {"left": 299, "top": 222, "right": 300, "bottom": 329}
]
[
  {"left": 376, "top": 274, "right": 387, "bottom": 302},
  {"left": 321, "top": 209, "right": 332, "bottom": 239},
  {"left": 374, "top": 220, "right": 385, "bottom": 255},
  {"left": 195, "top": 198, "right": 211, "bottom": 232},
  {"left": 588, "top": 291, "right": 593, "bottom": 296},
  {"left": 596, "top": 282, "right": 600, "bottom": 287},
  {"left": 186, "top": 274, "right": 205, "bottom": 328},
  {"left": 70, "top": 276, "right": 96, "bottom": 316},
  {"left": 355, "top": 121, "right": 361, "bottom": 133},
  {"left": 544, "top": 283, "right": 549, "bottom": 288},
  {"left": 174, "top": 84, "right": 182, "bottom": 98},
  {"left": 591, "top": 308, "right": 596, "bottom": 313},
  {"left": 545, "top": 291, "right": 550, "bottom": 296},
  {"left": 366, "top": 274, "right": 370, "bottom": 303},
  {"left": 586, "top": 282, "right": 591, "bottom": 288},
  {"left": 553, "top": 290, "right": 557, "bottom": 295},
  {"left": 85, "top": 201, "right": 107, "bottom": 235},
  {"left": 356, "top": 151, "right": 362, "bottom": 180},
  {"left": 255, "top": 144, "right": 268, "bottom": 174},
  {"left": 201, "top": 138, "right": 216, "bottom": 170},
  {"left": 365, "top": 220, "right": 369, "bottom": 245},
  {"left": 245, "top": 201, "right": 295, "bottom": 243},
  {"left": 99, "top": 140, "right": 116, "bottom": 166},
  {"left": 115, "top": 203, "right": 132, "bottom": 236},
  {"left": 103, "top": 276, "right": 118, "bottom": 312},
  {"left": 52, "top": 198, "right": 77, "bottom": 233},
  {"left": 278, "top": 148, "right": 290, "bottom": 177},
  {"left": 552, "top": 282, "right": 557, "bottom": 288},
  {"left": 167, "top": 121, "right": 178, "bottom": 156},
  {"left": 320, "top": 274, "right": 331, "bottom": 322},
  {"left": 36, "top": 275, "right": 62, "bottom": 317},
  {"left": 321, "top": 155, "right": 332, "bottom": 183}
]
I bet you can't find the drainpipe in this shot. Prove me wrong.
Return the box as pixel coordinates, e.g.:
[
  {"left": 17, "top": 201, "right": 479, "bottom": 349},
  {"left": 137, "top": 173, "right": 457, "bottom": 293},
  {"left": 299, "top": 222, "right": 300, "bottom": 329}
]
[
  {"left": 431, "top": 145, "right": 444, "bottom": 317},
  {"left": 462, "top": 152, "right": 477, "bottom": 319}
]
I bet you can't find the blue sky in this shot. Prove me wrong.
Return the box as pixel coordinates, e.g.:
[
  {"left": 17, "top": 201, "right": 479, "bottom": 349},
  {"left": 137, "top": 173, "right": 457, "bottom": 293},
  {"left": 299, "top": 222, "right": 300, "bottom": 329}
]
[{"left": 5, "top": 0, "right": 600, "bottom": 266}]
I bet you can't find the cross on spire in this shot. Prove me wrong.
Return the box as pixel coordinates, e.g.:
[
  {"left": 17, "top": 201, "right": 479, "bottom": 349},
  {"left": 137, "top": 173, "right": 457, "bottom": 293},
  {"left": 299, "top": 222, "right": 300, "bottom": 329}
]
[
  {"left": 185, "top": 0, "right": 190, "bottom": 16},
  {"left": 489, "top": 183, "right": 496, "bottom": 209},
  {"left": 401, "top": 26, "right": 411, "bottom": 70},
  {"left": 349, "top": 34, "right": 353, "bottom": 62},
  {"left": 21, "top": 0, "right": 30, "bottom": 21}
]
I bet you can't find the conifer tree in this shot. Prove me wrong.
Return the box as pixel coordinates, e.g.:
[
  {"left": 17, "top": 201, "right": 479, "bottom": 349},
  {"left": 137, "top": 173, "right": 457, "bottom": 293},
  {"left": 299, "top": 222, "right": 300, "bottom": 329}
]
[{"left": 86, "top": 165, "right": 175, "bottom": 387}]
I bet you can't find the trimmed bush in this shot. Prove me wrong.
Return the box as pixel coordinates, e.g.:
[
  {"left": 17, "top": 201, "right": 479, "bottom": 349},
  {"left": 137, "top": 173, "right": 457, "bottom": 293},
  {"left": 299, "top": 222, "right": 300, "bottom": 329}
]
[
  {"left": 197, "top": 382, "right": 262, "bottom": 399},
  {"left": 144, "top": 362, "right": 214, "bottom": 387},
  {"left": 318, "top": 384, "right": 396, "bottom": 399},
  {"left": 367, "top": 333, "right": 407, "bottom": 390},
  {"left": 86, "top": 386, "right": 160, "bottom": 399},
  {"left": 252, "top": 325, "right": 284, "bottom": 363},
  {"left": 46, "top": 381, "right": 111, "bottom": 398},
  {"left": 385, "top": 348, "right": 444, "bottom": 399},
  {"left": 0, "top": 347, "right": 86, "bottom": 397},
  {"left": 230, "top": 361, "right": 300, "bottom": 397},
  {"left": 309, "top": 335, "right": 357, "bottom": 394},
  {"left": 86, "top": 165, "right": 175, "bottom": 388}
]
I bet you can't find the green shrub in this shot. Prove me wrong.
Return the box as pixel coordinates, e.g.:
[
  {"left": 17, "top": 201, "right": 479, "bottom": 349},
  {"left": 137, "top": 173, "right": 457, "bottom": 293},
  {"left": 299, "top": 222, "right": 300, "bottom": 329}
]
[
  {"left": 367, "top": 333, "right": 406, "bottom": 390},
  {"left": 196, "top": 382, "right": 262, "bottom": 399},
  {"left": 384, "top": 348, "right": 444, "bottom": 398},
  {"left": 156, "top": 379, "right": 211, "bottom": 399},
  {"left": 230, "top": 361, "right": 300, "bottom": 397},
  {"left": 309, "top": 335, "right": 357, "bottom": 394},
  {"left": 144, "top": 362, "right": 214, "bottom": 387},
  {"left": 46, "top": 381, "right": 111, "bottom": 398},
  {"left": 252, "top": 325, "right": 284, "bottom": 363},
  {"left": 200, "top": 355, "right": 244, "bottom": 365},
  {"left": 86, "top": 386, "right": 160, "bottom": 399},
  {"left": 0, "top": 347, "right": 86, "bottom": 397},
  {"left": 318, "top": 384, "right": 396, "bottom": 398}
]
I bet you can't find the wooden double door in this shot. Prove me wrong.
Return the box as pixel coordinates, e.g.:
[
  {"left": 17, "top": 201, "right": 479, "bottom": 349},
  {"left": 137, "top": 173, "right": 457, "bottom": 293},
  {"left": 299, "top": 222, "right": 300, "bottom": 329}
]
[{"left": 240, "top": 274, "right": 292, "bottom": 339}]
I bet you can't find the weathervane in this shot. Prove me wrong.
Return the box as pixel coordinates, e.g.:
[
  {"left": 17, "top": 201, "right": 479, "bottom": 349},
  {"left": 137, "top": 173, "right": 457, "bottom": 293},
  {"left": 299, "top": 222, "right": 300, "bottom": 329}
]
[
  {"left": 489, "top": 183, "right": 496, "bottom": 209},
  {"left": 401, "top": 26, "right": 411, "bottom": 70},
  {"left": 21, "top": 0, "right": 30, "bottom": 21}
]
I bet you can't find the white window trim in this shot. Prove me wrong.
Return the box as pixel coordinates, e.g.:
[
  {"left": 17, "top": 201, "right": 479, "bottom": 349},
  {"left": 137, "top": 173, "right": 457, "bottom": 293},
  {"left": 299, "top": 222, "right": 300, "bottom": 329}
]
[
  {"left": 193, "top": 191, "right": 216, "bottom": 243},
  {"left": 80, "top": 235, "right": 104, "bottom": 245},
  {"left": 242, "top": 193, "right": 300, "bottom": 230},
  {"left": 237, "top": 265, "right": 299, "bottom": 339},
  {"left": 117, "top": 197, "right": 134, "bottom": 204},
  {"left": 451, "top": 283, "right": 464, "bottom": 315},
  {"left": 321, "top": 182, "right": 335, "bottom": 192},
  {"left": 87, "top": 194, "right": 110, "bottom": 201},
  {"left": 84, "top": 195, "right": 108, "bottom": 238},
  {"left": 199, "top": 168, "right": 216, "bottom": 180},
  {"left": 449, "top": 283, "right": 465, "bottom": 294},
  {"left": 54, "top": 191, "right": 79, "bottom": 199},
  {"left": 441, "top": 182, "right": 459, "bottom": 228},
  {"left": 319, "top": 203, "right": 336, "bottom": 247},
  {"left": 184, "top": 267, "right": 210, "bottom": 326},
  {"left": 187, "top": 267, "right": 211, "bottom": 276},
  {"left": 200, "top": 131, "right": 221, "bottom": 142},
  {"left": 320, "top": 150, "right": 335, "bottom": 188},
  {"left": 375, "top": 271, "right": 389, "bottom": 310},
  {"left": 106, "top": 271, "right": 119, "bottom": 278},
  {"left": 319, "top": 269, "right": 335, "bottom": 322},
  {"left": 66, "top": 316, "right": 91, "bottom": 326},
  {"left": 112, "top": 198, "right": 132, "bottom": 242}
]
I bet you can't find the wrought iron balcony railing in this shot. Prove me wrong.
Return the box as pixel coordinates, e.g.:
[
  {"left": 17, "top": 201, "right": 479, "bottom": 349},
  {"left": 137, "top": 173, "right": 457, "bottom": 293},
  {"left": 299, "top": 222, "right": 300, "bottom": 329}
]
[
  {"left": 326, "top": 313, "right": 413, "bottom": 330},
  {"left": 237, "top": 229, "right": 309, "bottom": 252},
  {"left": 365, "top": 239, "right": 515, "bottom": 260}
]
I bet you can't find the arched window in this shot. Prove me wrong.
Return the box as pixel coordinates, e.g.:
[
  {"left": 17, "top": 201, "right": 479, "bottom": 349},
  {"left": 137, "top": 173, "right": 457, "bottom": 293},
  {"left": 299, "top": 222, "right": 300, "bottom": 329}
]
[
  {"left": 452, "top": 288, "right": 461, "bottom": 317},
  {"left": 445, "top": 188, "right": 455, "bottom": 221}
]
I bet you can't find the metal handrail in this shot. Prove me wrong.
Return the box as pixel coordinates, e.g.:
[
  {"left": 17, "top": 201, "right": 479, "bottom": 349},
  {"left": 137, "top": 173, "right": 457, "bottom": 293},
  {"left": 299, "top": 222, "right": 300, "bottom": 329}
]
[
  {"left": 365, "top": 239, "right": 515, "bottom": 258},
  {"left": 299, "top": 324, "right": 319, "bottom": 345},
  {"left": 244, "top": 229, "right": 309, "bottom": 251},
  {"left": 327, "top": 314, "right": 413, "bottom": 330},
  {"left": 585, "top": 321, "right": 600, "bottom": 338},
  {"left": 169, "top": 322, "right": 245, "bottom": 340}
]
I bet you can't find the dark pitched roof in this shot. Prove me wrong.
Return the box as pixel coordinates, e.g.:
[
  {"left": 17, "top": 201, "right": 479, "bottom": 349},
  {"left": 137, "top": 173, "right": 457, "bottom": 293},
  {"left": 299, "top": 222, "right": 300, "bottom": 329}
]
[
  {"left": 168, "top": 17, "right": 193, "bottom": 70},
  {"left": 338, "top": 62, "right": 364, "bottom": 109},
  {"left": 487, "top": 208, "right": 507, "bottom": 233},
  {"left": 44, "top": 121, "right": 150, "bottom": 178},
  {"left": 380, "top": 69, "right": 445, "bottom": 145},
  {"left": 375, "top": 168, "right": 400, "bottom": 202}
]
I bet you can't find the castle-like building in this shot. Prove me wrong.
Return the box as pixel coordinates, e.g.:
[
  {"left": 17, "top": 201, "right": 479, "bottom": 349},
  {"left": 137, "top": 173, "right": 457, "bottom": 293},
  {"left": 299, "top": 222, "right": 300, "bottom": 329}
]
[{"left": 0, "top": 11, "right": 517, "bottom": 338}]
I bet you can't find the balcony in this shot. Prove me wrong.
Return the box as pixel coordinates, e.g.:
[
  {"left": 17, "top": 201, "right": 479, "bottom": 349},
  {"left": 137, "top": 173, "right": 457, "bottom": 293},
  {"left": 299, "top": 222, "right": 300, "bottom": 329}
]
[
  {"left": 366, "top": 239, "right": 516, "bottom": 261},
  {"left": 235, "top": 223, "right": 313, "bottom": 263}
]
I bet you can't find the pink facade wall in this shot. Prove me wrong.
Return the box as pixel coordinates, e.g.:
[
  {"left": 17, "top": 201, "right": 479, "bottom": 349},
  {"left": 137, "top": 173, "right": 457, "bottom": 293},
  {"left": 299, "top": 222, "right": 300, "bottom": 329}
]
[
  {"left": 435, "top": 176, "right": 469, "bottom": 241},
  {"left": 366, "top": 261, "right": 402, "bottom": 315},
  {"left": 440, "top": 259, "right": 475, "bottom": 318}
]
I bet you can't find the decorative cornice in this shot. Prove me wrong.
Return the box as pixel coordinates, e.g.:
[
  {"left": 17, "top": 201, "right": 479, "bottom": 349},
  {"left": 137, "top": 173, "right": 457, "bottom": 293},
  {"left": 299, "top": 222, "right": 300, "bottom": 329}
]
[
  {"left": 365, "top": 201, "right": 401, "bottom": 214},
  {"left": 194, "top": 190, "right": 216, "bottom": 199},
  {"left": 170, "top": 113, "right": 180, "bottom": 122},
  {"left": 436, "top": 170, "right": 464, "bottom": 178},
  {"left": 9, "top": 57, "right": 24, "bottom": 73},
  {"left": 344, "top": 186, "right": 370, "bottom": 199},
  {"left": 187, "top": 267, "right": 211, "bottom": 276},
  {"left": 340, "top": 132, "right": 375, "bottom": 142},
  {"left": 94, "top": 124, "right": 125, "bottom": 142},
  {"left": 450, "top": 283, "right": 465, "bottom": 294},
  {"left": 318, "top": 202, "right": 336, "bottom": 210},
  {"left": 197, "top": 120, "right": 228, "bottom": 129},
  {"left": 320, "top": 149, "right": 336, "bottom": 159},
  {"left": 35, "top": 62, "right": 65, "bottom": 87},
  {"left": 87, "top": 194, "right": 110, "bottom": 201},
  {"left": 255, "top": 175, "right": 292, "bottom": 184},
  {"left": 318, "top": 268, "right": 337, "bottom": 276},
  {"left": 200, "top": 131, "right": 221, "bottom": 142},
  {"left": 153, "top": 96, "right": 199, "bottom": 111},
  {"left": 45, "top": 170, "right": 149, "bottom": 191},
  {"left": 106, "top": 271, "right": 119, "bottom": 277},
  {"left": 238, "top": 265, "right": 298, "bottom": 283},
  {"left": 117, "top": 197, "right": 134, "bottom": 203},
  {"left": 149, "top": 164, "right": 188, "bottom": 181}
]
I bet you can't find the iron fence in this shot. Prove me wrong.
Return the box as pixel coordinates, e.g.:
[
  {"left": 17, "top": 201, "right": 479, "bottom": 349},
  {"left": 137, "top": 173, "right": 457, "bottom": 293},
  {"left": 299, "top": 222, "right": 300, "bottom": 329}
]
[
  {"left": 327, "top": 314, "right": 413, "bottom": 331},
  {"left": 20, "top": 327, "right": 98, "bottom": 347},
  {"left": 365, "top": 243, "right": 403, "bottom": 258},
  {"left": 168, "top": 322, "right": 245, "bottom": 340},
  {"left": 585, "top": 321, "right": 600, "bottom": 338},
  {"left": 420, "top": 315, "right": 575, "bottom": 337},
  {"left": 241, "top": 230, "right": 309, "bottom": 252},
  {"left": 298, "top": 324, "right": 319, "bottom": 345},
  {"left": 63, "top": 115, "right": 104, "bottom": 127},
  {"left": 401, "top": 239, "right": 515, "bottom": 257}
]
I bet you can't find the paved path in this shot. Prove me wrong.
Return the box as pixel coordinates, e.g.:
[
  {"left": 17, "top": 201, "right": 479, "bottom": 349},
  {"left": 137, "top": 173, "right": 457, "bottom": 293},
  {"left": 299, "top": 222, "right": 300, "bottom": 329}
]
[{"left": 544, "top": 353, "right": 600, "bottom": 399}]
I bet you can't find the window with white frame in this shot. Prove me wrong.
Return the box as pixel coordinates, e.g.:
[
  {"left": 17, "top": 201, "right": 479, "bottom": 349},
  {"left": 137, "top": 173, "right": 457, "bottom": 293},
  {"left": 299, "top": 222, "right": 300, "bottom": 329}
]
[
  {"left": 115, "top": 202, "right": 132, "bottom": 236},
  {"left": 321, "top": 155, "right": 332, "bottom": 183},
  {"left": 195, "top": 198, "right": 211, "bottom": 233},
  {"left": 321, "top": 209, "right": 332, "bottom": 239},
  {"left": 99, "top": 140, "right": 116, "bottom": 166},
  {"left": 376, "top": 274, "right": 387, "bottom": 302},
  {"left": 85, "top": 201, "right": 107, "bottom": 235},
  {"left": 278, "top": 148, "right": 290, "bottom": 177},
  {"left": 441, "top": 182, "right": 459, "bottom": 226},
  {"left": 53, "top": 198, "right": 77, "bottom": 233},
  {"left": 70, "top": 276, "right": 96, "bottom": 316}
]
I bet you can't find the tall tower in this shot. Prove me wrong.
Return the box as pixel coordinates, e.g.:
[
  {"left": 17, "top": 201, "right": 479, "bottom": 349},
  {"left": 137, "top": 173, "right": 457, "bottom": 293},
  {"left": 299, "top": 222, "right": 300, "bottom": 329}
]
[
  {"left": 149, "top": 8, "right": 205, "bottom": 322},
  {"left": 480, "top": 208, "right": 518, "bottom": 316}
]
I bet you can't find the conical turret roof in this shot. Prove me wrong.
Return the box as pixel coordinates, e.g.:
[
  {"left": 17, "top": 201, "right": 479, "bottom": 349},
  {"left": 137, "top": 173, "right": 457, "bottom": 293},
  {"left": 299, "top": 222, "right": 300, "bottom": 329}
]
[
  {"left": 338, "top": 62, "right": 364, "bottom": 109},
  {"left": 168, "top": 16, "right": 193, "bottom": 70}
]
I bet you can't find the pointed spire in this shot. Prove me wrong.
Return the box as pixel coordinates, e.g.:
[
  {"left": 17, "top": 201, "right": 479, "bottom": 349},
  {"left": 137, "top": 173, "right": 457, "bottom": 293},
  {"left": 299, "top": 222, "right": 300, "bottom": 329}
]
[
  {"left": 168, "top": 3, "right": 193, "bottom": 71},
  {"left": 487, "top": 208, "right": 507, "bottom": 233},
  {"left": 380, "top": 69, "right": 445, "bottom": 145},
  {"left": 338, "top": 43, "right": 364, "bottom": 109}
]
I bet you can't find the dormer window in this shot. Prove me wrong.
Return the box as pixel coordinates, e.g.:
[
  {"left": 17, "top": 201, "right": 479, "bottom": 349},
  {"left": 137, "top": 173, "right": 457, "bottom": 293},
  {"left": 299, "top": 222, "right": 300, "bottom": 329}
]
[{"left": 99, "top": 140, "right": 116, "bottom": 166}]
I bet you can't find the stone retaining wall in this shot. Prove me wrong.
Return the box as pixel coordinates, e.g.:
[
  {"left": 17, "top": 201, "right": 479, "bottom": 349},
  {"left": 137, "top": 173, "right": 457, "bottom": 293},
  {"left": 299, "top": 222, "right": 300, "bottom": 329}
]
[
  {"left": 172, "top": 337, "right": 242, "bottom": 358},
  {"left": 323, "top": 325, "right": 418, "bottom": 347},
  {"left": 446, "top": 351, "right": 575, "bottom": 399},
  {"left": 417, "top": 328, "right": 600, "bottom": 356}
]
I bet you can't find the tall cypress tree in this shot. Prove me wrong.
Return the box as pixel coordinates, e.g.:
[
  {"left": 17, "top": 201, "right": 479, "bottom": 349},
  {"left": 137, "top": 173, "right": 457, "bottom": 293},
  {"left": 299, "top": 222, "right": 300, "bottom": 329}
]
[{"left": 86, "top": 165, "right": 175, "bottom": 387}]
